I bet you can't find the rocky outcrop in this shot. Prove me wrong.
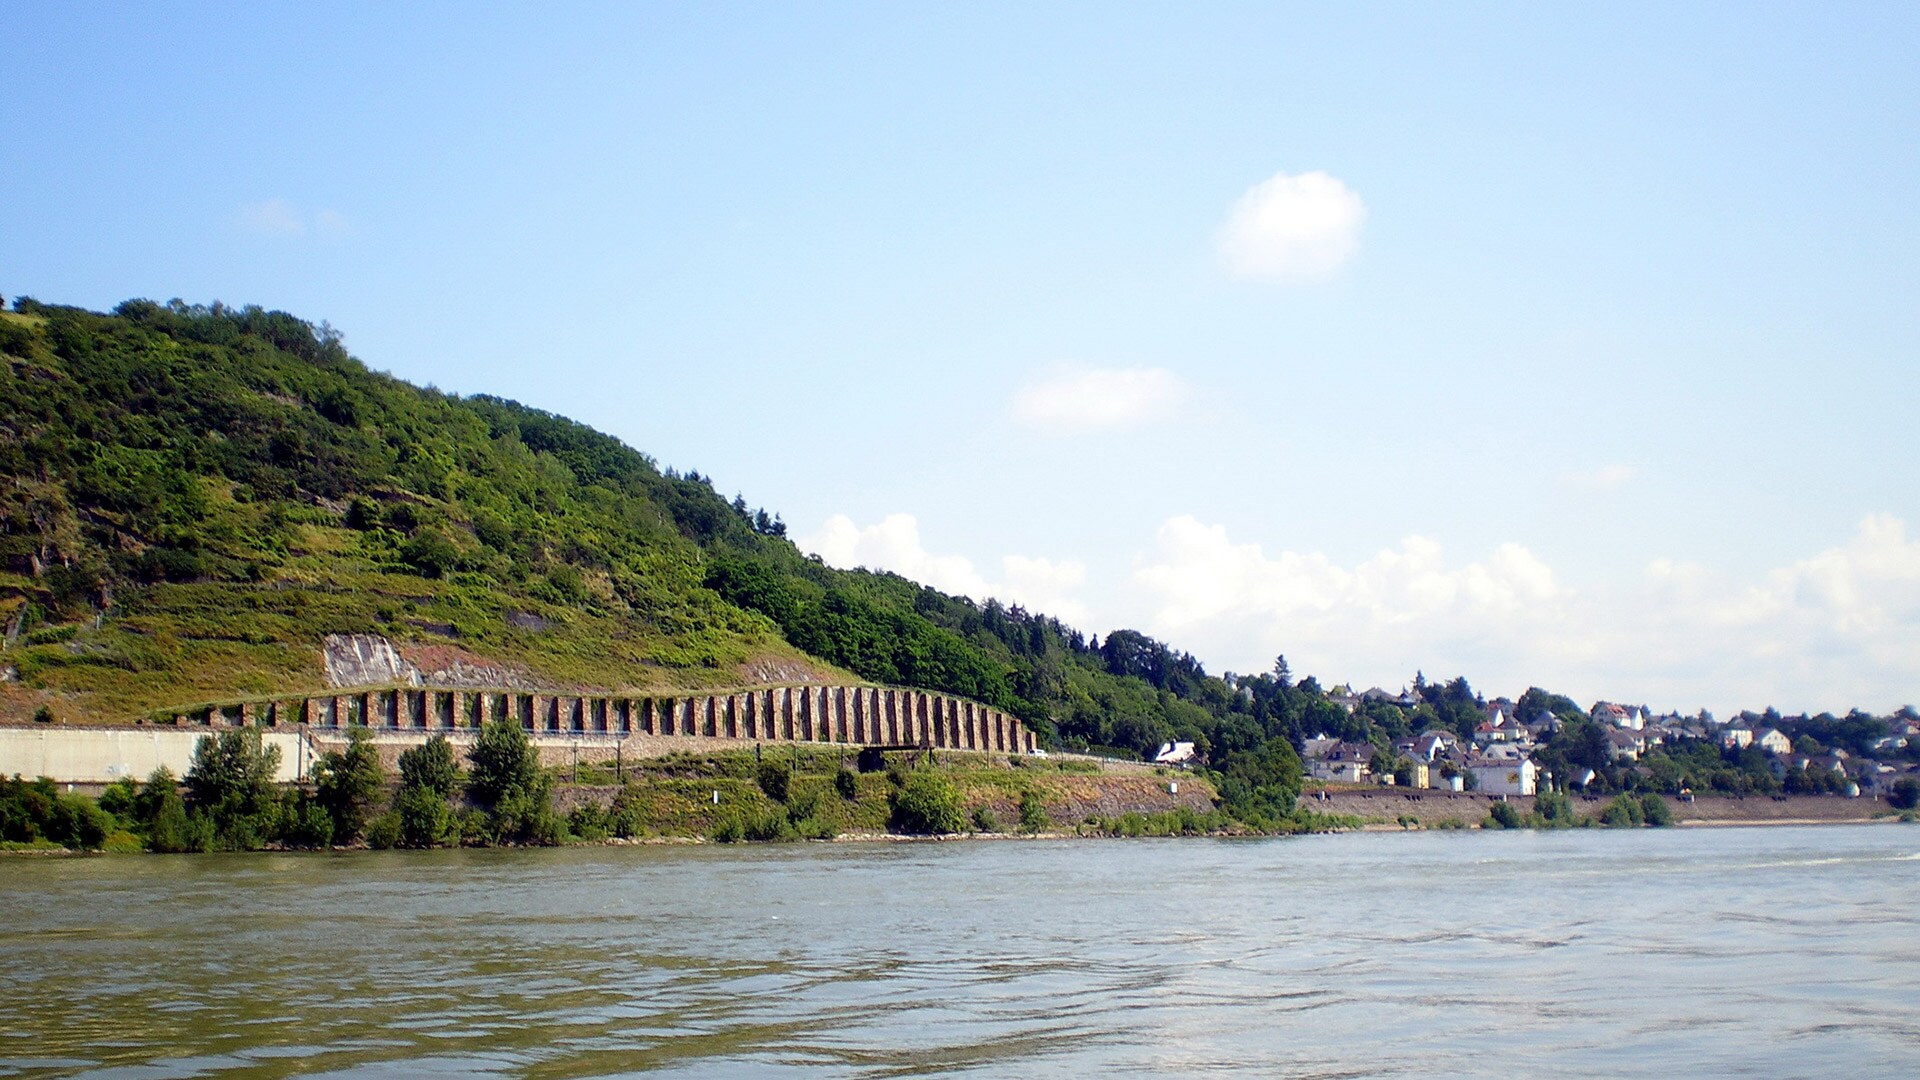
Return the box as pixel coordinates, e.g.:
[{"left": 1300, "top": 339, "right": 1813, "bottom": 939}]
[
  {"left": 324, "top": 634, "right": 539, "bottom": 690},
  {"left": 323, "top": 634, "right": 420, "bottom": 688}
]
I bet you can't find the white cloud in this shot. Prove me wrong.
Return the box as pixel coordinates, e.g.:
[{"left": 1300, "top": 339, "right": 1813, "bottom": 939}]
[
  {"left": 1560, "top": 463, "right": 1638, "bottom": 490},
  {"left": 1130, "top": 514, "right": 1920, "bottom": 715},
  {"left": 236, "top": 199, "right": 349, "bottom": 239},
  {"left": 238, "top": 199, "right": 306, "bottom": 237},
  {"left": 1011, "top": 365, "right": 1190, "bottom": 433},
  {"left": 801, "top": 513, "right": 1089, "bottom": 624},
  {"left": 1216, "top": 169, "right": 1366, "bottom": 281}
]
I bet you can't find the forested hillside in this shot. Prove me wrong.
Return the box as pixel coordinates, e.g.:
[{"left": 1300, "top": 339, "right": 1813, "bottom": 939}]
[{"left": 0, "top": 298, "right": 1310, "bottom": 819}]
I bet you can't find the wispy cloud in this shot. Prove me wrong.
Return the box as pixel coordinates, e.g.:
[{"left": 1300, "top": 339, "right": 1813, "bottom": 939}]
[
  {"left": 1560, "top": 463, "right": 1639, "bottom": 490},
  {"left": 236, "top": 199, "right": 349, "bottom": 239},
  {"left": 1216, "top": 169, "right": 1366, "bottom": 281},
  {"left": 801, "top": 512, "right": 1089, "bottom": 625},
  {"left": 1011, "top": 365, "right": 1190, "bottom": 433}
]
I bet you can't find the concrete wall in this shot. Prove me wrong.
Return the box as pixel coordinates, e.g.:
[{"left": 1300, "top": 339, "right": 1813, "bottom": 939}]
[
  {"left": 0, "top": 727, "right": 311, "bottom": 784},
  {"left": 1, "top": 683, "right": 1039, "bottom": 783}
]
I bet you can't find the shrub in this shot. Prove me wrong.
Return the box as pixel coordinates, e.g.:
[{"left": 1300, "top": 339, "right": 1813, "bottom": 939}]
[
  {"left": 1639, "top": 793, "right": 1674, "bottom": 827},
  {"left": 313, "top": 727, "right": 385, "bottom": 844},
  {"left": 1888, "top": 778, "right": 1920, "bottom": 811},
  {"left": 756, "top": 761, "right": 791, "bottom": 803},
  {"left": 608, "top": 789, "right": 647, "bottom": 838},
  {"left": 398, "top": 785, "right": 457, "bottom": 847},
  {"left": 467, "top": 719, "right": 558, "bottom": 844},
  {"left": 399, "top": 528, "right": 460, "bottom": 578},
  {"left": 184, "top": 728, "right": 283, "bottom": 850},
  {"left": 568, "top": 802, "right": 611, "bottom": 842},
  {"left": 1600, "top": 795, "right": 1646, "bottom": 827},
  {"left": 344, "top": 495, "right": 382, "bottom": 529},
  {"left": 1533, "top": 790, "right": 1576, "bottom": 827},
  {"left": 365, "top": 811, "right": 402, "bottom": 849},
  {"left": 456, "top": 808, "right": 490, "bottom": 845},
  {"left": 100, "top": 830, "right": 145, "bottom": 854},
  {"left": 97, "top": 778, "right": 140, "bottom": 821},
  {"left": 392, "top": 734, "right": 461, "bottom": 847},
  {"left": 785, "top": 789, "right": 821, "bottom": 824},
  {"left": 1485, "top": 801, "right": 1523, "bottom": 829},
  {"left": 890, "top": 771, "right": 964, "bottom": 835},
  {"left": 281, "top": 791, "right": 335, "bottom": 848},
  {"left": 711, "top": 814, "right": 746, "bottom": 843},
  {"left": 147, "top": 787, "right": 191, "bottom": 853},
  {"left": 743, "top": 807, "right": 796, "bottom": 842},
  {"left": 833, "top": 768, "right": 858, "bottom": 800},
  {"left": 398, "top": 736, "right": 461, "bottom": 797},
  {"left": 793, "top": 815, "right": 838, "bottom": 840},
  {"left": 971, "top": 806, "right": 999, "bottom": 833},
  {"left": 1018, "top": 789, "right": 1049, "bottom": 833},
  {"left": 50, "top": 795, "right": 113, "bottom": 849}
]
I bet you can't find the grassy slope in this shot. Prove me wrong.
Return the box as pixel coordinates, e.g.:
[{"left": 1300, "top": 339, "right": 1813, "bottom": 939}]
[
  {"left": 557, "top": 746, "right": 1224, "bottom": 839},
  {"left": 0, "top": 302, "right": 835, "bottom": 722}
]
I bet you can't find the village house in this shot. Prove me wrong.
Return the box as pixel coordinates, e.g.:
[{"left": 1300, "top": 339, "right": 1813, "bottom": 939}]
[
  {"left": 1591, "top": 702, "right": 1648, "bottom": 731},
  {"left": 1755, "top": 728, "right": 1792, "bottom": 756},
  {"left": 1721, "top": 722, "right": 1756, "bottom": 749},
  {"left": 1466, "top": 754, "right": 1538, "bottom": 796},
  {"left": 1301, "top": 736, "right": 1342, "bottom": 762},
  {"left": 1863, "top": 762, "right": 1919, "bottom": 798},
  {"left": 1472, "top": 707, "right": 1518, "bottom": 746},
  {"left": 1306, "top": 741, "right": 1374, "bottom": 784},
  {"left": 1396, "top": 730, "right": 1453, "bottom": 763},
  {"left": 1607, "top": 728, "right": 1645, "bottom": 762},
  {"left": 1360, "top": 686, "right": 1420, "bottom": 709}
]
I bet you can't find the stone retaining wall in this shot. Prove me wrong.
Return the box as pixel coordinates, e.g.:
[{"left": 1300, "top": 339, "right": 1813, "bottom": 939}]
[{"left": 2, "top": 684, "right": 1037, "bottom": 783}]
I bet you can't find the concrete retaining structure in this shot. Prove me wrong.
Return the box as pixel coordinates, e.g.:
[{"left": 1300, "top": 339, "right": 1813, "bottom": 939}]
[
  {"left": 0, "top": 727, "right": 313, "bottom": 785},
  {"left": 1, "top": 684, "right": 1038, "bottom": 783}
]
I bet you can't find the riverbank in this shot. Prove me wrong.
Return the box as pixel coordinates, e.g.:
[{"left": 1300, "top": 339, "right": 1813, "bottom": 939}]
[
  {"left": 12, "top": 752, "right": 1907, "bottom": 855},
  {"left": 0, "top": 743, "right": 1223, "bottom": 852},
  {"left": 1301, "top": 786, "right": 1901, "bottom": 828}
]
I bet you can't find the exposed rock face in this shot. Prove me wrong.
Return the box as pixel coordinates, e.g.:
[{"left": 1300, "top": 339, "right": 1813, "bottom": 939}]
[
  {"left": 398, "top": 643, "right": 540, "bottom": 690},
  {"left": 323, "top": 634, "right": 547, "bottom": 690},
  {"left": 323, "top": 634, "right": 420, "bottom": 688},
  {"left": 739, "top": 658, "right": 828, "bottom": 685}
]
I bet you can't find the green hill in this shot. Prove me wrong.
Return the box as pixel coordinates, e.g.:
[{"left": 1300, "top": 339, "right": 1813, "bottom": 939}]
[{"left": 0, "top": 297, "right": 1304, "bottom": 821}]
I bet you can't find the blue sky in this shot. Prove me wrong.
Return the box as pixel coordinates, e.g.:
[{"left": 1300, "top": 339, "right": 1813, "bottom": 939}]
[{"left": 6, "top": 3, "right": 1916, "bottom": 714}]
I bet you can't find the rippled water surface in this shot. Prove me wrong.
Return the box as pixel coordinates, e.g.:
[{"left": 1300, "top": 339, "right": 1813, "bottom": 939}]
[{"left": 3, "top": 826, "right": 1919, "bottom": 1077}]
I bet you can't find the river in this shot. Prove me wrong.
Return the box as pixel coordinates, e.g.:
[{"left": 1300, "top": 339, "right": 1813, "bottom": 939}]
[{"left": 3, "top": 825, "right": 1917, "bottom": 1077}]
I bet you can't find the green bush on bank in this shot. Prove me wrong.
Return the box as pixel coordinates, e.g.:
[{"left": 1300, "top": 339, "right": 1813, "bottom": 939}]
[
  {"left": 466, "top": 719, "right": 560, "bottom": 845},
  {"left": 1081, "top": 806, "right": 1229, "bottom": 837},
  {"left": 1485, "top": 801, "right": 1524, "bottom": 829},
  {"left": 1017, "top": 789, "right": 1050, "bottom": 833},
  {"left": 889, "top": 770, "right": 965, "bottom": 835},
  {"left": 0, "top": 776, "right": 113, "bottom": 850}
]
